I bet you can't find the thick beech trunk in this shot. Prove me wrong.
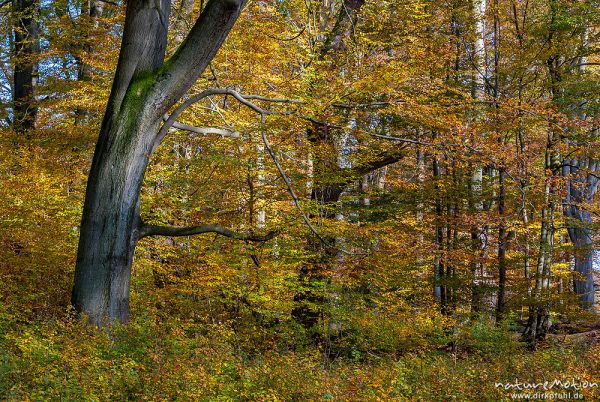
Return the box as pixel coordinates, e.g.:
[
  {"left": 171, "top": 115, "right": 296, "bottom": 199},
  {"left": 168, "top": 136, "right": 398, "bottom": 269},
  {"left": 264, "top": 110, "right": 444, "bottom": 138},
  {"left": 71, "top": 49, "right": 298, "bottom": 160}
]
[
  {"left": 564, "top": 165, "right": 598, "bottom": 310},
  {"left": 72, "top": 0, "right": 246, "bottom": 325},
  {"left": 73, "top": 0, "right": 172, "bottom": 323},
  {"left": 72, "top": 114, "right": 154, "bottom": 322},
  {"left": 561, "top": 34, "right": 599, "bottom": 309}
]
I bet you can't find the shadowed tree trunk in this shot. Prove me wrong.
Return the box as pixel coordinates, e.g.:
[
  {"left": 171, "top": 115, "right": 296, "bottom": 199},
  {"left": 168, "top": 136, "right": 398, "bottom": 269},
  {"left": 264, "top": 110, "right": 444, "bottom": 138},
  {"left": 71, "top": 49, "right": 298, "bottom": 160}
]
[
  {"left": 561, "top": 28, "right": 599, "bottom": 311},
  {"left": 290, "top": 0, "right": 389, "bottom": 330},
  {"left": 523, "top": 1, "right": 563, "bottom": 346},
  {"left": 563, "top": 159, "right": 599, "bottom": 310},
  {"left": 74, "top": 0, "right": 105, "bottom": 125},
  {"left": 523, "top": 71, "right": 561, "bottom": 346},
  {"left": 77, "top": 0, "right": 104, "bottom": 82},
  {"left": 433, "top": 151, "right": 446, "bottom": 310},
  {"left": 12, "top": 0, "right": 38, "bottom": 133},
  {"left": 72, "top": 0, "right": 248, "bottom": 325}
]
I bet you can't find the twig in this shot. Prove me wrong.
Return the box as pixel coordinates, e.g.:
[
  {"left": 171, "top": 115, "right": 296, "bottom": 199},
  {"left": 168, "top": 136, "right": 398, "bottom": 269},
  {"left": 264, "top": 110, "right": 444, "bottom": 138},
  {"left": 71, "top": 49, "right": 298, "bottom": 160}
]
[{"left": 259, "top": 115, "right": 331, "bottom": 247}]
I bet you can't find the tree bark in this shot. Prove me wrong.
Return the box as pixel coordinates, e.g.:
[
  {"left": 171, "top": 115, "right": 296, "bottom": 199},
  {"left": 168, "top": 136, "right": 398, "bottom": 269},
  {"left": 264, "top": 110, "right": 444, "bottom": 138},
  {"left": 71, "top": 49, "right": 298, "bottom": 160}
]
[
  {"left": 563, "top": 159, "right": 598, "bottom": 310},
  {"left": 433, "top": 152, "right": 446, "bottom": 311},
  {"left": 74, "top": 0, "right": 105, "bottom": 125},
  {"left": 12, "top": 0, "right": 38, "bottom": 133},
  {"left": 560, "top": 27, "right": 599, "bottom": 311},
  {"left": 523, "top": 121, "right": 559, "bottom": 346},
  {"left": 467, "top": 0, "right": 488, "bottom": 316},
  {"left": 72, "top": 0, "right": 247, "bottom": 325},
  {"left": 496, "top": 167, "right": 507, "bottom": 321}
]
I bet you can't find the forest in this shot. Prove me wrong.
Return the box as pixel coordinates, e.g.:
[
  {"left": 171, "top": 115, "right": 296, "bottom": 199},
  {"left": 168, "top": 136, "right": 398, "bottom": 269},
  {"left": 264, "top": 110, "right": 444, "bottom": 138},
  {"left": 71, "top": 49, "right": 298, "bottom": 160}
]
[{"left": 0, "top": 0, "right": 599, "bottom": 400}]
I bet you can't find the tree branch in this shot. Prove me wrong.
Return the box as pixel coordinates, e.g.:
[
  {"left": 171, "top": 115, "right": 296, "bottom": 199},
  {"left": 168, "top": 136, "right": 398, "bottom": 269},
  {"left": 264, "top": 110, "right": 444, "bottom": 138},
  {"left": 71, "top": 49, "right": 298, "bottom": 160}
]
[
  {"left": 242, "top": 94, "right": 306, "bottom": 104},
  {"left": 331, "top": 101, "right": 399, "bottom": 109},
  {"left": 152, "top": 0, "right": 247, "bottom": 117},
  {"left": 154, "top": 88, "right": 305, "bottom": 151},
  {"left": 170, "top": 121, "right": 240, "bottom": 137},
  {"left": 139, "top": 222, "right": 277, "bottom": 242},
  {"left": 259, "top": 115, "right": 330, "bottom": 247},
  {"left": 350, "top": 148, "right": 406, "bottom": 179}
]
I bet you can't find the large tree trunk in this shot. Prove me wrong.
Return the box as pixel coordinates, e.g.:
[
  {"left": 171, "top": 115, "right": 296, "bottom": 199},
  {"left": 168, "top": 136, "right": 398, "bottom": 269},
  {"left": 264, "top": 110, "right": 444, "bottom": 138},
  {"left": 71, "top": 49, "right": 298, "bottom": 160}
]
[
  {"left": 12, "top": 0, "right": 38, "bottom": 133},
  {"left": 561, "top": 26, "right": 599, "bottom": 310},
  {"left": 72, "top": 0, "right": 246, "bottom": 325},
  {"left": 563, "top": 160, "right": 599, "bottom": 310},
  {"left": 73, "top": 0, "right": 172, "bottom": 324},
  {"left": 72, "top": 109, "right": 155, "bottom": 323},
  {"left": 523, "top": 123, "right": 559, "bottom": 346}
]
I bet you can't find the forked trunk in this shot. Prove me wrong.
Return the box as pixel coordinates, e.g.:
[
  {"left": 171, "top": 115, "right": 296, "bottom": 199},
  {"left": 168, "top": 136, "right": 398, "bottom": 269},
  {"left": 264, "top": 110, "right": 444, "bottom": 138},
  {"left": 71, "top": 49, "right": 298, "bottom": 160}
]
[{"left": 72, "top": 0, "right": 247, "bottom": 325}]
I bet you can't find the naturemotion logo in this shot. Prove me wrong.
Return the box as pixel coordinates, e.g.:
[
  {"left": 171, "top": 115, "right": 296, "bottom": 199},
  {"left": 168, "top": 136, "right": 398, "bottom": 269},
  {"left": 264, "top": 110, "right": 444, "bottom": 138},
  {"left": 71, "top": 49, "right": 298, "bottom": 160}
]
[{"left": 495, "top": 379, "right": 598, "bottom": 400}]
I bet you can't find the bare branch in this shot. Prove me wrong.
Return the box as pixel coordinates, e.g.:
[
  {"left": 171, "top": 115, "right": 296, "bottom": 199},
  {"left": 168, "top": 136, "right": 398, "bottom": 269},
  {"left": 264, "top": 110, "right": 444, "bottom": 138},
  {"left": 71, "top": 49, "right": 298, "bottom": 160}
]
[
  {"left": 259, "top": 115, "right": 330, "bottom": 247},
  {"left": 242, "top": 94, "right": 306, "bottom": 104},
  {"left": 156, "top": 88, "right": 309, "bottom": 150},
  {"left": 169, "top": 121, "right": 240, "bottom": 137},
  {"left": 331, "top": 101, "right": 399, "bottom": 109},
  {"left": 154, "top": 88, "right": 230, "bottom": 151},
  {"left": 369, "top": 133, "right": 431, "bottom": 146},
  {"left": 139, "top": 222, "right": 277, "bottom": 242},
  {"left": 265, "top": 26, "right": 306, "bottom": 42}
]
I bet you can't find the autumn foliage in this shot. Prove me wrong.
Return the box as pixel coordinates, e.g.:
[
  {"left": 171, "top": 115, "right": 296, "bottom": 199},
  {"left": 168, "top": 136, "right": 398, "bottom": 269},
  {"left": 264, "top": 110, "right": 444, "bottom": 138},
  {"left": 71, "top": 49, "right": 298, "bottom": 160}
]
[{"left": 0, "top": 0, "right": 599, "bottom": 400}]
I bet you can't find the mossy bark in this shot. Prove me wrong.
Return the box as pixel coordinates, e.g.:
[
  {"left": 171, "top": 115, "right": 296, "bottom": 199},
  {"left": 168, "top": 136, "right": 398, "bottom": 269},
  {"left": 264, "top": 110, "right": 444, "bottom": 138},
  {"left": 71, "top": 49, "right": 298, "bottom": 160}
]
[{"left": 72, "top": 0, "right": 247, "bottom": 325}]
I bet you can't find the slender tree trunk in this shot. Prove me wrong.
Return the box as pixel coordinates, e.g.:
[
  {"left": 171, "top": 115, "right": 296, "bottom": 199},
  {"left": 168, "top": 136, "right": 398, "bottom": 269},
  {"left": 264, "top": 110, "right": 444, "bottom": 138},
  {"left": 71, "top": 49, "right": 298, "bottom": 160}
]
[
  {"left": 524, "top": 53, "right": 561, "bottom": 341},
  {"left": 12, "top": 0, "right": 38, "bottom": 133},
  {"left": 523, "top": 124, "right": 559, "bottom": 345},
  {"left": 491, "top": 0, "right": 507, "bottom": 322},
  {"left": 416, "top": 148, "right": 425, "bottom": 270},
  {"left": 74, "top": 0, "right": 105, "bottom": 125},
  {"left": 433, "top": 153, "right": 446, "bottom": 310},
  {"left": 468, "top": 0, "right": 487, "bottom": 315},
  {"left": 516, "top": 82, "right": 531, "bottom": 312},
  {"left": 496, "top": 167, "right": 507, "bottom": 321}
]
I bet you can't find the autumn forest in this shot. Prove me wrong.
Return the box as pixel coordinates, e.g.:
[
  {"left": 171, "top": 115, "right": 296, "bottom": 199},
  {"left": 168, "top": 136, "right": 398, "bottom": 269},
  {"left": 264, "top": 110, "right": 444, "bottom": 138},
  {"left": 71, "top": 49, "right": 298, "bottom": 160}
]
[{"left": 1, "top": 0, "right": 599, "bottom": 400}]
